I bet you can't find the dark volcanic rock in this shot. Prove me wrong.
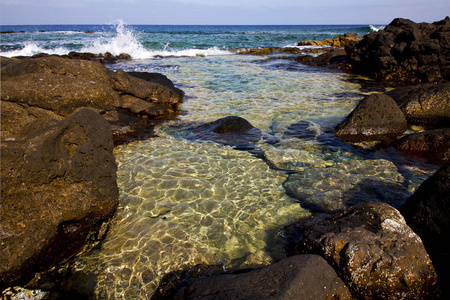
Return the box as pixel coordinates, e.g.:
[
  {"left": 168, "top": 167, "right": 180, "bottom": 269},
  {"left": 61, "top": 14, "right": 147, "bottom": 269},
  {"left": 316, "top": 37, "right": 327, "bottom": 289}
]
[
  {"left": 0, "top": 56, "right": 184, "bottom": 140},
  {"left": 400, "top": 165, "right": 450, "bottom": 298},
  {"left": 283, "top": 202, "right": 439, "bottom": 300},
  {"left": 334, "top": 94, "right": 407, "bottom": 142},
  {"left": 191, "top": 116, "right": 262, "bottom": 146},
  {"left": 394, "top": 128, "right": 450, "bottom": 163},
  {"left": 346, "top": 17, "right": 450, "bottom": 84},
  {"left": 170, "top": 255, "right": 352, "bottom": 300},
  {"left": 0, "top": 108, "right": 119, "bottom": 286},
  {"left": 386, "top": 82, "right": 450, "bottom": 127}
]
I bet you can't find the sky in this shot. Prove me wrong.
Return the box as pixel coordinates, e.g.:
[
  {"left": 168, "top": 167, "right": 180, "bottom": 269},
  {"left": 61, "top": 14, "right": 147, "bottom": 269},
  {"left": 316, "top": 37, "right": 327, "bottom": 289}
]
[{"left": 0, "top": 0, "right": 449, "bottom": 25}]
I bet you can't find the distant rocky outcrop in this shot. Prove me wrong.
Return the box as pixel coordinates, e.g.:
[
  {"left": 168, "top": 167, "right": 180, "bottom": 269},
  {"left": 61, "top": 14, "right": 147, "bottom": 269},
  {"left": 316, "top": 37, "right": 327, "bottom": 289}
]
[
  {"left": 346, "top": 17, "right": 450, "bottom": 84},
  {"left": 400, "top": 165, "right": 450, "bottom": 298},
  {"left": 283, "top": 202, "right": 440, "bottom": 300},
  {"left": 0, "top": 108, "right": 119, "bottom": 287},
  {"left": 334, "top": 94, "right": 407, "bottom": 142},
  {"left": 298, "top": 33, "right": 362, "bottom": 48},
  {"left": 0, "top": 55, "right": 184, "bottom": 142}
]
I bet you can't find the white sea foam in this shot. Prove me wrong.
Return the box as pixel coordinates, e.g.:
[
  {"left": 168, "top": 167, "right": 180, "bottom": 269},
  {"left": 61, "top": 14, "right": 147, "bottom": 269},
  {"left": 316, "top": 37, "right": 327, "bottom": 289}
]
[
  {"left": 0, "top": 42, "right": 69, "bottom": 57},
  {"left": 369, "top": 25, "right": 384, "bottom": 32},
  {"left": 81, "top": 20, "right": 231, "bottom": 59}
]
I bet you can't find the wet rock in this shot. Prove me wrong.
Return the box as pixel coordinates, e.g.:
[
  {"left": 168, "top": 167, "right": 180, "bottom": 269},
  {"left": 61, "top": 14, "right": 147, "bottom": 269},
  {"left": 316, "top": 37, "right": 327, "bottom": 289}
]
[
  {"left": 346, "top": 17, "right": 450, "bottom": 84},
  {"left": 283, "top": 202, "right": 439, "bottom": 299},
  {"left": 386, "top": 82, "right": 450, "bottom": 127},
  {"left": 167, "top": 255, "right": 352, "bottom": 300},
  {"left": 400, "top": 165, "right": 450, "bottom": 298},
  {"left": 0, "top": 108, "right": 119, "bottom": 286},
  {"left": 190, "top": 116, "right": 262, "bottom": 146},
  {"left": 295, "top": 48, "right": 349, "bottom": 69},
  {"left": 394, "top": 128, "right": 450, "bottom": 164},
  {"left": 0, "top": 56, "right": 184, "bottom": 141},
  {"left": 298, "top": 33, "right": 362, "bottom": 48},
  {"left": 334, "top": 94, "right": 407, "bottom": 142}
]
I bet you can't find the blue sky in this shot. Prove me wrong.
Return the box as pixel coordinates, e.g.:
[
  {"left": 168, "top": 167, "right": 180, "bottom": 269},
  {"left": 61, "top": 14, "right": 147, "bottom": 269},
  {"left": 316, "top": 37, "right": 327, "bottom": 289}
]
[{"left": 0, "top": 0, "right": 448, "bottom": 25}]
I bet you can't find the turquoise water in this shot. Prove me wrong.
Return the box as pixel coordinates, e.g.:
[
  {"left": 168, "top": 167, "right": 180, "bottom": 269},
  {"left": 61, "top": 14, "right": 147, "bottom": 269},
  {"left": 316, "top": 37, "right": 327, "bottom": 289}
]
[{"left": 0, "top": 22, "right": 437, "bottom": 298}]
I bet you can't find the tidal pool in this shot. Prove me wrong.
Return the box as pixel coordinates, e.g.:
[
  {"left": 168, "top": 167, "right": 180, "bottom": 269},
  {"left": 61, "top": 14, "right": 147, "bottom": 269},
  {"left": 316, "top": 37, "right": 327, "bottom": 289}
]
[{"left": 66, "top": 54, "right": 437, "bottom": 299}]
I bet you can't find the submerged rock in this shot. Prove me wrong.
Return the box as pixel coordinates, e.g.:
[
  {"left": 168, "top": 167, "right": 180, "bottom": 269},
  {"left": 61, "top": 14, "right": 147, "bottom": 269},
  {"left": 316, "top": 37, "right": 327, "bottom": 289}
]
[
  {"left": 400, "top": 165, "right": 450, "bottom": 298},
  {"left": 283, "top": 202, "right": 440, "bottom": 299},
  {"left": 166, "top": 255, "right": 352, "bottom": 300},
  {"left": 282, "top": 121, "right": 320, "bottom": 140},
  {"left": 0, "top": 108, "right": 119, "bottom": 286},
  {"left": 334, "top": 94, "right": 407, "bottom": 142},
  {"left": 190, "top": 116, "right": 262, "bottom": 146},
  {"left": 394, "top": 128, "right": 450, "bottom": 163}
]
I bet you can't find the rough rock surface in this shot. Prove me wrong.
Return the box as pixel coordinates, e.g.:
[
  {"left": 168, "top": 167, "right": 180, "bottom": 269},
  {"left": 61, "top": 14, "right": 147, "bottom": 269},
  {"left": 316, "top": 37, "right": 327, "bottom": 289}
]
[
  {"left": 334, "top": 94, "right": 407, "bottom": 142},
  {"left": 298, "top": 33, "right": 362, "bottom": 48},
  {"left": 295, "top": 48, "right": 349, "bottom": 69},
  {"left": 386, "top": 82, "right": 450, "bottom": 127},
  {"left": 394, "top": 128, "right": 450, "bottom": 163},
  {"left": 0, "top": 56, "right": 184, "bottom": 140},
  {"left": 346, "top": 17, "right": 450, "bottom": 84},
  {"left": 0, "top": 108, "right": 119, "bottom": 286},
  {"left": 400, "top": 165, "right": 450, "bottom": 298},
  {"left": 169, "top": 255, "right": 352, "bottom": 300},
  {"left": 190, "top": 116, "right": 262, "bottom": 146},
  {"left": 283, "top": 202, "right": 439, "bottom": 300}
]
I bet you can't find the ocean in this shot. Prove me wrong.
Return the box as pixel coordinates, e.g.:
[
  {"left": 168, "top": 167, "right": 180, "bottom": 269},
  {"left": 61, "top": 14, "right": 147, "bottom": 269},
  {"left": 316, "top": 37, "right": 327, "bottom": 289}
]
[{"left": 0, "top": 22, "right": 438, "bottom": 298}]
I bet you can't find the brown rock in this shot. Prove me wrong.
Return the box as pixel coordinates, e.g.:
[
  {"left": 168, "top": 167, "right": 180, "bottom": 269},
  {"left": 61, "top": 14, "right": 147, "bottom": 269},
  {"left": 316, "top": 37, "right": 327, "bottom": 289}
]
[
  {"left": 0, "top": 108, "right": 119, "bottom": 286},
  {"left": 173, "top": 255, "right": 352, "bottom": 300},
  {"left": 394, "top": 128, "right": 450, "bottom": 163},
  {"left": 386, "top": 82, "right": 450, "bottom": 127},
  {"left": 334, "top": 94, "right": 407, "bottom": 142},
  {"left": 400, "top": 165, "right": 450, "bottom": 298},
  {"left": 283, "top": 202, "right": 440, "bottom": 299},
  {"left": 0, "top": 56, "right": 184, "bottom": 140}
]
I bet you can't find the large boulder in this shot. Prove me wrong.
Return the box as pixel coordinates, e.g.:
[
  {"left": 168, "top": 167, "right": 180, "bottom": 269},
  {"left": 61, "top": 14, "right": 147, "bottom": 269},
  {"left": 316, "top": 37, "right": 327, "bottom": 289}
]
[
  {"left": 394, "top": 128, "right": 450, "bottom": 164},
  {"left": 168, "top": 255, "right": 352, "bottom": 300},
  {"left": 346, "top": 17, "right": 450, "bottom": 84},
  {"left": 386, "top": 82, "right": 450, "bottom": 127},
  {"left": 334, "top": 94, "right": 407, "bottom": 142},
  {"left": 0, "top": 56, "right": 184, "bottom": 140},
  {"left": 400, "top": 165, "right": 450, "bottom": 298},
  {"left": 0, "top": 108, "right": 119, "bottom": 286},
  {"left": 283, "top": 202, "right": 439, "bottom": 299}
]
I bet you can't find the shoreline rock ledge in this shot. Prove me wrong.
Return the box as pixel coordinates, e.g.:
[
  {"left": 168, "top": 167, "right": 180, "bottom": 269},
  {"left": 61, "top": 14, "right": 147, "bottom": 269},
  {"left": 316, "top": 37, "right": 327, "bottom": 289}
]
[{"left": 0, "top": 55, "right": 184, "bottom": 142}]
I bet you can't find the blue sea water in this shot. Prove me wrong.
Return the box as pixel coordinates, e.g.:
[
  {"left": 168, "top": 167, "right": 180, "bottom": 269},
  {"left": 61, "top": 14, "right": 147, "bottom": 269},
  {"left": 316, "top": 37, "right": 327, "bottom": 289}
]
[
  {"left": 1, "top": 22, "right": 381, "bottom": 58},
  {"left": 0, "top": 22, "right": 438, "bottom": 299}
]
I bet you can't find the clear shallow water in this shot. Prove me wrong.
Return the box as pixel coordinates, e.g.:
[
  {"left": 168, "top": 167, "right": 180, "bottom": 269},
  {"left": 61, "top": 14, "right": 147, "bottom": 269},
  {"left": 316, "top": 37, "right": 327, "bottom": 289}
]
[{"left": 0, "top": 22, "right": 437, "bottom": 298}]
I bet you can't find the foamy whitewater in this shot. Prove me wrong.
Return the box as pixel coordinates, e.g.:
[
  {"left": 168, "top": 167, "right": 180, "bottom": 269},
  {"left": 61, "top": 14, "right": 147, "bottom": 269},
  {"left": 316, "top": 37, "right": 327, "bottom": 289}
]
[{"left": 0, "top": 21, "right": 438, "bottom": 299}]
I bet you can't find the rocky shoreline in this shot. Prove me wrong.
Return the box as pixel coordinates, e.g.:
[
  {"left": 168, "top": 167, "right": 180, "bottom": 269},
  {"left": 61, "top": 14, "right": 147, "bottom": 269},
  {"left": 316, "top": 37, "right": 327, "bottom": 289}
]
[{"left": 1, "top": 17, "right": 450, "bottom": 299}]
